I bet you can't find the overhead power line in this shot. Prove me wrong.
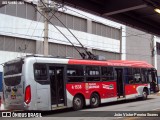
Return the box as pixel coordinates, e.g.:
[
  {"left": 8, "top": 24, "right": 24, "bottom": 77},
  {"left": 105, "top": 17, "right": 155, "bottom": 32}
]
[
  {"left": 29, "top": 1, "right": 85, "bottom": 59},
  {"left": 24, "top": 13, "right": 43, "bottom": 53},
  {"left": 39, "top": 0, "right": 96, "bottom": 59}
]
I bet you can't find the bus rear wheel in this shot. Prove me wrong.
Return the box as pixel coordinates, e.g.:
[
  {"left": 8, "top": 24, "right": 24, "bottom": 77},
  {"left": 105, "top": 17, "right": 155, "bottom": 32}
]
[
  {"left": 90, "top": 93, "right": 100, "bottom": 108},
  {"left": 73, "top": 95, "right": 84, "bottom": 110},
  {"left": 141, "top": 89, "right": 148, "bottom": 100}
]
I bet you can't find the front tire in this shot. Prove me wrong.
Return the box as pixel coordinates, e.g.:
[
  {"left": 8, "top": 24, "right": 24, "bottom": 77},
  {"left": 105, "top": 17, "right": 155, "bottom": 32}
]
[
  {"left": 73, "top": 95, "right": 84, "bottom": 110},
  {"left": 141, "top": 89, "right": 148, "bottom": 100},
  {"left": 90, "top": 93, "right": 100, "bottom": 108}
]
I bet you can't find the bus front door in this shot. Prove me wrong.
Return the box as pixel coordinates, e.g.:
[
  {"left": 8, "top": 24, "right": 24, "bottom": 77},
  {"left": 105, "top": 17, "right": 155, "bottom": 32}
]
[
  {"left": 49, "top": 66, "right": 65, "bottom": 109},
  {"left": 115, "top": 68, "right": 125, "bottom": 98},
  {"left": 149, "top": 69, "right": 159, "bottom": 93}
]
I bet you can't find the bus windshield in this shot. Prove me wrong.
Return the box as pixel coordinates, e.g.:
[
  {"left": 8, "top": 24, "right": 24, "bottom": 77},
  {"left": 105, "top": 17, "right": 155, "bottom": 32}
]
[{"left": 4, "top": 60, "right": 23, "bottom": 76}]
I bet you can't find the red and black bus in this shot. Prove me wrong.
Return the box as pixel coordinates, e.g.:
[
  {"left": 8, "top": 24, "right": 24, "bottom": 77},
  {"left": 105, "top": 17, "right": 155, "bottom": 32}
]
[{"left": 3, "top": 56, "right": 159, "bottom": 110}]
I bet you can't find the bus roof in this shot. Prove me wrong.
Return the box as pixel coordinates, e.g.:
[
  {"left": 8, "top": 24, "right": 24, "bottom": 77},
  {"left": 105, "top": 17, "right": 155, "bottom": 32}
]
[
  {"left": 68, "top": 59, "right": 153, "bottom": 68},
  {"left": 4, "top": 55, "right": 154, "bottom": 68}
]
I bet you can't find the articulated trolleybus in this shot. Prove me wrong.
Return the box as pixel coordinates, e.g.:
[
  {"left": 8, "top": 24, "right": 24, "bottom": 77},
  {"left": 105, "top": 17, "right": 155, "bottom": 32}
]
[{"left": 3, "top": 55, "right": 159, "bottom": 110}]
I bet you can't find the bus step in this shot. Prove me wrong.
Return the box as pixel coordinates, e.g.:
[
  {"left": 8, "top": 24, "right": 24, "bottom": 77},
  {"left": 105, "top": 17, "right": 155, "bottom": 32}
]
[
  {"left": 117, "top": 96, "right": 125, "bottom": 99},
  {"left": 52, "top": 105, "right": 67, "bottom": 110}
]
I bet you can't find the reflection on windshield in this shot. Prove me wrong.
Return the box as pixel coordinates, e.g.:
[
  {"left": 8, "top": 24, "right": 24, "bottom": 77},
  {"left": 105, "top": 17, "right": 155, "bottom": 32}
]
[
  {"left": 4, "top": 61, "right": 23, "bottom": 76},
  {"left": 4, "top": 76, "right": 21, "bottom": 86}
]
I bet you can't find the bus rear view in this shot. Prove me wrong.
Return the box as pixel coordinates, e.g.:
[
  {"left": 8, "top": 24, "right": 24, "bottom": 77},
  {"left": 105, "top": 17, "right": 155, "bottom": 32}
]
[{"left": 3, "top": 59, "right": 25, "bottom": 110}]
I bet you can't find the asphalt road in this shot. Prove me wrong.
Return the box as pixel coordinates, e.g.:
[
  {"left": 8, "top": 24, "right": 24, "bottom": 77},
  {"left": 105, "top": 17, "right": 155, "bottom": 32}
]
[{"left": 1, "top": 94, "right": 160, "bottom": 120}]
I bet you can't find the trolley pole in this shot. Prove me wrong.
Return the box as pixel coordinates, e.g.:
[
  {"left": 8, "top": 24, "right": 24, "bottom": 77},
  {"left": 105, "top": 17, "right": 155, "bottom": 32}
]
[{"left": 43, "top": 0, "right": 49, "bottom": 56}]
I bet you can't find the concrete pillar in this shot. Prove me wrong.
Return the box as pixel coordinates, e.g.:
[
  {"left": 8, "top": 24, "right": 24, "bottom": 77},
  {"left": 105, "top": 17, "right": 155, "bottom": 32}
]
[
  {"left": 153, "top": 36, "right": 157, "bottom": 69},
  {"left": 43, "top": 0, "right": 49, "bottom": 56},
  {"left": 36, "top": 41, "right": 44, "bottom": 54},
  {"left": 87, "top": 19, "right": 92, "bottom": 34},
  {"left": 121, "top": 26, "right": 126, "bottom": 60}
]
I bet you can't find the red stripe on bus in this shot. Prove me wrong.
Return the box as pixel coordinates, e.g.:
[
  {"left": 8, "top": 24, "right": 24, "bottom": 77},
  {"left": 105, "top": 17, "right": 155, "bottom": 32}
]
[{"left": 68, "top": 59, "right": 153, "bottom": 68}]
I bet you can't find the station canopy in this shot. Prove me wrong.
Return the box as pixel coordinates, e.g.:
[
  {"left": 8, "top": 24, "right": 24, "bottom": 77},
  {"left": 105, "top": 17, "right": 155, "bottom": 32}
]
[{"left": 53, "top": 0, "right": 160, "bottom": 37}]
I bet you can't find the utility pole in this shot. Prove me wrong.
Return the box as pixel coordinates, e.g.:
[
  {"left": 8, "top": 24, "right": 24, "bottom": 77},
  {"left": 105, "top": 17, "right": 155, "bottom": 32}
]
[
  {"left": 38, "top": 0, "right": 59, "bottom": 55},
  {"left": 151, "top": 35, "right": 157, "bottom": 69},
  {"left": 43, "top": 0, "right": 49, "bottom": 56}
]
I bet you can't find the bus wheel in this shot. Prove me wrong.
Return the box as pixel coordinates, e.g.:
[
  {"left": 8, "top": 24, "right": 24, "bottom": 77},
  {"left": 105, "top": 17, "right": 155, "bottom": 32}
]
[
  {"left": 73, "top": 95, "right": 84, "bottom": 110},
  {"left": 142, "top": 89, "right": 148, "bottom": 100},
  {"left": 90, "top": 93, "right": 100, "bottom": 108}
]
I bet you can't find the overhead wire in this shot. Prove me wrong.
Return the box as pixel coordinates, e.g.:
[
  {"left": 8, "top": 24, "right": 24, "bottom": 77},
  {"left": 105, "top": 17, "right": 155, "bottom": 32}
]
[
  {"left": 29, "top": 2, "right": 84, "bottom": 59},
  {"left": 0, "top": 26, "right": 152, "bottom": 51},
  {"left": 2, "top": 0, "right": 155, "bottom": 59},
  {"left": 18, "top": 6, "right": 38, "bottom": 53},
  {"left": 39, "top": 0, "right": 95, "bottom": 59},
  {"left": 0, "top": 29, "right": 153, "bottom": 55},
  {"left": 27, "top": 0, "right": 156, "bottom": 51},
  {"left": 0, "top": 30, "right": 42, "bottom": 38},
  {"left": 31, "top": 2, "right": 159, "bottom": 59},
  {"left": 0, "top": 29, "right": 154, "bottom": 57},
  {"left": 61, "top": 4, "right": 155, "bottom": 42},
  {"left": 24, "top": 13, "right": 43, "bottom": 54},
  {"left": 0, "top": 26, "right": 43, "bottom": 30},
  {"left": 36, "top": 9, "right": 59, "bottom": 55},
  {"left": 0, "top": 29, "right": 153, "bottom": 58}
]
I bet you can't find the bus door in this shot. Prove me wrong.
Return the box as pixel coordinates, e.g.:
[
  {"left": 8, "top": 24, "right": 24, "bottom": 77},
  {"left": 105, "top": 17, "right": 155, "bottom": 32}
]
[
  {"left": 35, "top": 64, "right": 51, "bottom": 110},
  {"left": 115, "top": 68, "right": 125, "bottom": 98},
  {"left": 149, "top": 69, "right": 159, "bottom": 93},
  {"left": 49, "top": 66, "right": 65, "bottom": 109}
]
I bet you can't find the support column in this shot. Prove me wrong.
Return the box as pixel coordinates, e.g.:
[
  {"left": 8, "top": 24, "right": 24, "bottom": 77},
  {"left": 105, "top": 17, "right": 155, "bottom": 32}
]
[
  {"left": 152, "top": 36, "right": 157, "bottom": 69},
  {"left": 36, "top": 41, "right": 44, "bottom": 54},
  {"left": 87, "top": 19, "right": 92, "bottom": 34},
  {"left": 120, "top": 26, "right": 126, "bottom": 60},
  {"left": 43, "top": 0, "right": 49, "bottom": 56}
]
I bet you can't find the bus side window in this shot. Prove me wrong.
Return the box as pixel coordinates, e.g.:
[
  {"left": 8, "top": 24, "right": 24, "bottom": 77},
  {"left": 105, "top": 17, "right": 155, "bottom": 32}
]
[
  {"left": 34, "top": 64, "right": 48, "bottom": 80},
  {"left": 124, "top": 68, "right": 134, "bottom": 84},
  {"left": 101, "top": 67, "right": 114, "bottom": 81},
  {"left": 67, "top": 65, "right": 84, "bottom": 82},
  {"left": 141, "top": 68, "right": 148, "bottom": 83},
  {"left": 148, "top": 69, "right": 157, "bottom": 83},
  {"left": 148, "top": 69, "right": 159, "bottom": 92},
  {"left": 133, "top": 68, "right": 142, "bottom": 84},
  {"left": 148, "top": 71, "right": 152, "bottom": 83},
  {"left": 86, "top": 66, "right": 100, "bottom": 82}
]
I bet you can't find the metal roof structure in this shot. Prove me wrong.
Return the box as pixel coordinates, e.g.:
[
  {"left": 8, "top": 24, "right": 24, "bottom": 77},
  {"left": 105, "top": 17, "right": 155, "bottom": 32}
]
[{"left": 54, "top": 0, "right": 160, "bottom": 37}]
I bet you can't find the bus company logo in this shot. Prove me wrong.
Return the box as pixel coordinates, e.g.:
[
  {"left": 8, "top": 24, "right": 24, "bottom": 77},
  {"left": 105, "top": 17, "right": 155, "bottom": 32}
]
[
  {"left": 109, "top": 84, "right": 114, "bottom": 89},
  {"left": 102, "top": 84, "right": 110, "bottom": 89},
  {"left": 88, "top": 83, "right": 99, "bottom": 89},
  {"left": 102, "top": 84, "right": 114, "bottom": 90}
]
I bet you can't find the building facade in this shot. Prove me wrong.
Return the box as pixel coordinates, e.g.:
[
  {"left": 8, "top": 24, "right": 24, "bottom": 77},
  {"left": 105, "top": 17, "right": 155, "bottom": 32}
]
[
  {"left": 0, "top": 2, "right": 160, "bottom": 76},
  {"left": 125, "top": 26, "right": 160, "bottom": 75},
  {"left": 0, "top": 3, "right": 123, "bottom": 72}
]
